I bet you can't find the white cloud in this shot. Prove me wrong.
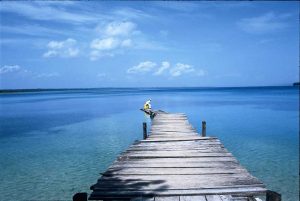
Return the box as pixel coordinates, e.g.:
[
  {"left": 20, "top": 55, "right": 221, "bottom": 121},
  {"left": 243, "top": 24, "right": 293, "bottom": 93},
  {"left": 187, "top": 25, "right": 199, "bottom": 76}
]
[
  {"left": 121, "top": 39, "right": 132, "bottom": 47},
  {"left": 43, "top": 38, "right": 79, "bottom": 58},
  {"left": 48, "top": 40, "right": 65, "bottom": 49},
  {"left": 43, "top": 50, "right": 57, "bottom": 58},
  {"left": 0, "top": 24, "right": 70, "bottom": 38},
  {"left": 0, "top": 65, "right": 21, "bottom": 74},
  {"left": 0, "top": 2, "right": 101, "bottom": 24},
  {"left": 237, "top": 12, "right": 290, "bottom": 34},
  {"left": 127, "top": 61, "right": 207, "bottom": 77},
  {"left": 112, "top": 7, "right": 153, "bottom": 20},
  {"left": 154, "top": 61, "right": 170, "bottom": 75},
  {"left": 169, "top": 63, "right": 195, "bottom": 77},
  {"left": 90, "top": 38, "right": 119, "bottom": 50},
  {"left": 90, "top": 20, "right": 167, "bottom": 60},
  {"left": 134, "top": 39, "right": 169, "bottom": 51},
  {"left": 0, "top": 64, "right": 61, "bottom": 80},
  {"left": 90, "top": 21, "right": 139, "bottom": 60},
  {"left": 0, "top": 65, "right": 33, "bottom": 78},
  {"left": 0, "top": 64, "right": 62, "bottom": 80},
  {"left": 127, "top": 61, "right": 157, "bottom": 74},
  {"left": 127, "top": 61, "right": 206, "bottom": 77},
  {"left": 89, "top": 50, "right": 114, "bottom": 61},
  {"left": 104, "top": 21, "right": 136, "bottom": 36}
]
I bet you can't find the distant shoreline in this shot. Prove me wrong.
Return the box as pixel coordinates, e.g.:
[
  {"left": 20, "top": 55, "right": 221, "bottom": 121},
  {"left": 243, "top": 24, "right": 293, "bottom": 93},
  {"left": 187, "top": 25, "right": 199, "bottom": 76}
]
[{"left": 0, "top": 85, "right": 297, "bottom": 94}]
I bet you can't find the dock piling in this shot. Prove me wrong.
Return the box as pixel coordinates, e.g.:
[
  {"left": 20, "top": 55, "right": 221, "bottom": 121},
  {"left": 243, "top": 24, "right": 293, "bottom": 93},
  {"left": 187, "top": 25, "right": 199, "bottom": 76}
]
[
  {"left": 143, "top": 122, "right": 147, "bottom": 139},
  {"left": 73, "top": 192, "right": 87, "bottom": 201},
  {"left": 202, "top": 121, "right": 206, "bottom": 137},
  {"left": 266, "top": 190, "right": 281, "bottom": 201}
]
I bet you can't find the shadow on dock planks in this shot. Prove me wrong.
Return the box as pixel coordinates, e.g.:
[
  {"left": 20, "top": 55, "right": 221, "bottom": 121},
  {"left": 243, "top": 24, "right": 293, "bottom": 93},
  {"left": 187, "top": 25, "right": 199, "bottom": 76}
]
[{"left": 73, "top": 111, "right": 281, "bottom": 201}]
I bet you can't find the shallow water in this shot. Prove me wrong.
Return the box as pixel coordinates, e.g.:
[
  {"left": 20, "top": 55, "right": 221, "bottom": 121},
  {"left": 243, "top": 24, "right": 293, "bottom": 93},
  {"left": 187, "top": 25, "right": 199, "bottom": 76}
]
[{"left": 0, "top": 87, "right": 298, "bottom": 201}]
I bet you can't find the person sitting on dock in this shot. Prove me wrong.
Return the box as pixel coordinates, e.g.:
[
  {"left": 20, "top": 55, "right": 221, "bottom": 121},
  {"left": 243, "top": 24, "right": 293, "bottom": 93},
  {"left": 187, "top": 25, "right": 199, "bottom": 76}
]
[{"left": 144, "top": 99, "right": 152, "bottom": 110}]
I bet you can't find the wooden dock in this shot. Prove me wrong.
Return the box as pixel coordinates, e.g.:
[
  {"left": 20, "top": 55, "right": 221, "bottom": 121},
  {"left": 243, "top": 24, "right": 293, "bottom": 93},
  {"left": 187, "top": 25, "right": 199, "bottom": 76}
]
[{"left": 76, "top": 112, "right": 280, "bottom": 201}]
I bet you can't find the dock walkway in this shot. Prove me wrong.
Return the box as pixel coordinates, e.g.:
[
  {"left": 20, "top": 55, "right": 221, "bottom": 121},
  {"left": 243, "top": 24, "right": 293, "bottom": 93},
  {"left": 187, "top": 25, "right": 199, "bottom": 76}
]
[{"left": 87, "top": 112, "right": 274, "bottom": 201}]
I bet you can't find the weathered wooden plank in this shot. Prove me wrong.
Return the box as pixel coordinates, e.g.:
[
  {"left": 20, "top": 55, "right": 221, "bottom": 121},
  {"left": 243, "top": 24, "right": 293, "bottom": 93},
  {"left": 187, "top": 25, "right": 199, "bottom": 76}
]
[
  {"left": 152, "top": 125, "right": 191, "bottom": 127},
  {"left": 126, "top": 148, "right": 227, "bottom": 153},
  {"left": 123, "top": 149, "right": 230, "bottom": 154},
  {"left": 129, "top": 144, "right": 223, "bottom": 149},
  {"left": 151, "top": 126, "right": 194, "bottom": 128},
  {"left": 132, "top": 141, "right": 222, "bottom": 145},
  {"left": 132, "top": 140, "right": 222, "bottom": 146},
  {"left": 131, "top": 197, "right": 155, "bottom": 201},
  {"left": 151, "top": 127, "right": 194, "bottom": 130},
  {"left": 143, "top": 137, "right": 209, "bottom": 142},
  {"left": 154, "top": 115, "right": 186, "bottom": 118},
  {"left": 152, "top": 123, "right": 190, "bottom": 125},
  {"left": 154, "top": 196, "right": 180, "bottom": 201},
  {"left": 142, "top": 137, "right": 218, "bottom": 141},
  {"left": 151, "top": 125, "right": 192, "bottom": 127},
  {"left": 90, "top": 187, "right": 267, "bottom": 198},
  {"left": 229, "top": 197, "right": 249, "bottom": 201},
  {"left": 219, "top": 195, "right": 232, "bottom": 201},
  {"left": 154, "top": 116, "right": 186, "bottom": 118},
  {"left": 149, "top": 131, "right": 197, "bottom": 133},
  {"left": 148, "top": 133, "right": 199, "bottom": 138},
  {"left": 128, "top": 144, "right": 224, "bottom": 149},
  {"left": 116, "top": 157, "right": 238, "bottom": 164},
  {"left": 111, "top": 161, "right": 240, "bottom": 168},
  {"left": 153, "top": 118, "right": 187, "bottom": 119},
  {"left": 150, "top": 129, "right": 196, "bottom": 131},
  {"left": 206, "top": 195, "right": 223, "bottom": 201},
  {"left": 121, "top": 153, "right": 233, "bottom": 159},
  {"left": 180, "top": 195, "right": 206, "bottom": 201},
  {"left": 92, "top": 181, "right": 264, "bottom": 191},
  {"left": 149, "top": 131, "right": 197, "bottom": 134},
  {"left": 141, "top": 138, "right": 219, "bottom": 143},
  {"left": 95, "top": 175, "right": 263, "bottom": 187},
  {"left": 129, "top": 144, "right": 224, "bottom": 149},
  {"left": 103, "top": 167, "right": 249, "bottom": 176}
]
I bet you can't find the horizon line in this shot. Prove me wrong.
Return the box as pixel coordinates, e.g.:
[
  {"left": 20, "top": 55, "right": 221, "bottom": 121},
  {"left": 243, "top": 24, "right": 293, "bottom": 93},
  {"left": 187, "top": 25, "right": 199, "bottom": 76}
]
[{"left": 0, "top": 84, "right": 298, "bottom": 93}]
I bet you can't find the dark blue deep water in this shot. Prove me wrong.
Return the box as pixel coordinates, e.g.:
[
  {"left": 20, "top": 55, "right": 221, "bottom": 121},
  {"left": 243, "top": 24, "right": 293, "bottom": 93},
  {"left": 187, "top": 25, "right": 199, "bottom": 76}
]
[{"left": 0, "top": 87, "right": 298, "bottom": 201}]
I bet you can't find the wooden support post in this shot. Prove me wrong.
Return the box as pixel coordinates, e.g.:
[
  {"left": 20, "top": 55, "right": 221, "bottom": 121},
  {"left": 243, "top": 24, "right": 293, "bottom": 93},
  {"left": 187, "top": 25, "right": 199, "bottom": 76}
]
[
  {"left": 266, "top": 190, "right": 281, "bottom": 201},
  {"left": 73, "top": 192, "right": 87, "bottom": 201},
  {"left": 202, "top": 121, "right": 206, "bottom": 137},
  {"left": 143, "top": 122, "right": 147, "bottom": 139}
]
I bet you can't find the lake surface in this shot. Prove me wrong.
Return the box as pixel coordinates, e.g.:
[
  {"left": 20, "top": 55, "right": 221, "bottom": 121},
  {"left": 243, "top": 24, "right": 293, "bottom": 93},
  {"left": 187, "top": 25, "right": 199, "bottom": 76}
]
[{"left": 0, "top": 87, "right": 298, "bottom": 201}]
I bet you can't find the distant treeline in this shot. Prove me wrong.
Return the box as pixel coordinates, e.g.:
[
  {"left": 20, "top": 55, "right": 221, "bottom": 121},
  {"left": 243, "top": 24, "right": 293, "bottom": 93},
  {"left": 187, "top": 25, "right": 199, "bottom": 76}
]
[{"left": 0, "top": 88, "right": 79, "bottom": 94}]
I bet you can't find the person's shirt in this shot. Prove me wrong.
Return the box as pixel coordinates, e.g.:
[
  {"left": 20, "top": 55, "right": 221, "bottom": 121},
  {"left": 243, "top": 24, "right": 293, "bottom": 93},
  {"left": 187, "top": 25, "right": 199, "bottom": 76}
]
[{"left": 144, "top": 100, "right": 151, "bottom": 109}]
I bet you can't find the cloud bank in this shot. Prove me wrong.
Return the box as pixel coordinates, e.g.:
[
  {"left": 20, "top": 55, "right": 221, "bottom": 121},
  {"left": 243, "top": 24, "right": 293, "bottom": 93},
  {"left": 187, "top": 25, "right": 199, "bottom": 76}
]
[
  {"left": 128, "top": 61, "right": 206, "bottom": 77},
  {"left": 43, "top": 38, "right": 79, "bottom": 58},
  {"left": 127, "top": 61, "right": 157, "bottom": 74},
  {"left": 237, "top": 12, "right": 291, "bottom": 34}
]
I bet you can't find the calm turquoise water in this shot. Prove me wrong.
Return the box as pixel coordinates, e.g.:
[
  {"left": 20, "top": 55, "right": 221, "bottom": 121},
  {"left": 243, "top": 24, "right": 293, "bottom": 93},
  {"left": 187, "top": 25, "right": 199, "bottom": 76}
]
[{"left": 0, "top": 87, "right": 298, "bottom": 201}]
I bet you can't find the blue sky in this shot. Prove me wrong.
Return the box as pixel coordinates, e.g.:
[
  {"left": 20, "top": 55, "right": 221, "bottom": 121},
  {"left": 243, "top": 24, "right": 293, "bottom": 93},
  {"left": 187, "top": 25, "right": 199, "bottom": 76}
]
[{"left": 0, "top": 1, "right": 299, "bottom": 89}]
